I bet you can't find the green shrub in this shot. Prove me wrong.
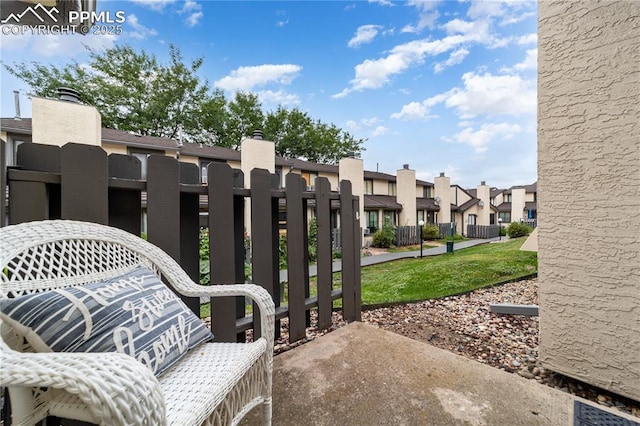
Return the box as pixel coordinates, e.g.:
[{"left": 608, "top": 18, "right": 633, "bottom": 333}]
[
  {"left": 371, "top": 216, "right": 396, "bottom": 248},
  {"left": 499, "top": 226, "right": 507, "bottom": 237},
  {"left": 422, "top": 224, "right": 439, "bottom": 240},
  {"left": 506, "top": 222, "right": 533, "bottom": 238}
]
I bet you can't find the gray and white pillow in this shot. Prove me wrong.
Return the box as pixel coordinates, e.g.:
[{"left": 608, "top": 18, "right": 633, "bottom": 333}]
[{"left": 0, "top": 266, "right": 213, "bottom": 377}]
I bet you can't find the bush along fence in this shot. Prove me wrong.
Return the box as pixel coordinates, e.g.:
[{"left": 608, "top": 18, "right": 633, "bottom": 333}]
[{"left": 1, "top": 141, "right": 362, "bottom": 344}]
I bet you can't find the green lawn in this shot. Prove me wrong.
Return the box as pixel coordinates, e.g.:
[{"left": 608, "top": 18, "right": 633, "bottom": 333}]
[
  {"left": 359, "top": 238, "right": 536, "bottom": 305},
  {"left": 200, "top": 237, "right": 536, "bottom": 317}
]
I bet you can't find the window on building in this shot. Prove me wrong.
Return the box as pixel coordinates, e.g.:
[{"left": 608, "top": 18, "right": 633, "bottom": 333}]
[
  {"left": 301, "top": 171, "right": 318, "bottom": 190},
  {"left": 498, "top": 212, "right": 511, "bottom": 223},
  {"left": 468, "top": 214, "right": 477, "bottom": 225},
  {"left": 364, "top": 179, "right": 373, "bottom": 195},
  {"left": 365, "top": 210, "right": 378, "bottom": 233},
  {"left": 275, "top": 166, "right": 283, "bottom": 189},
  {"left": 388, "top": 182, "right": 397, "bottom": 196},
  {"left": 417, "top": 210, "right": 425, "bottom": 224},
  {"left": 490, "top": 213, "right": 496, "bottom": 225},
  {"left": 384, "top": 211, "right": 397, "bottom": 226},
  {"left": 5, "top": 135, "right": 31, "bottom": 166},
  {"left": 505, "top": 194, "right": 512, "bottom": 202},
  {"left": 200, "top": 160, "right": 227, "bottom": 183},
  {"left": 128, "top": 149, "right": 164, "bottom": 180},
  {"left": 423, "top": 186, "right": 432, "bottom": 198}
]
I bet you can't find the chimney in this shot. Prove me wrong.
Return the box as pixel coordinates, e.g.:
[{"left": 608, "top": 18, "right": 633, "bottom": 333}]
[
  {"left": 252, "top": 130, "right": 263, "bottom": 140},
  {"left": 481, "top": 181, "right": 486, "bottom": 186},
  {"left": 13, "top": 90, "right": 21, "bottom": 119},
  {"left": 58, "top": 87, "right": 80, "bottom": 103},
  {"left": 403, "top": 164, "right": 409, "bottom": 170},
  {"left": 440, "top": 172, "right": 445, "bottom": 177}
]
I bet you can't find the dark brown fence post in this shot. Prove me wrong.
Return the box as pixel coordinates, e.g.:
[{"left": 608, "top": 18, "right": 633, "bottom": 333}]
[
  {"left": 286, "top": 172, "right": 309, "bottom": 342},
  {"left": 0, "top": 140, "right": 5, "bottom": 226},
  {"left": 315, "top": 177, "right": 333, "bottom": 330},
  {"left": 340, "top": 180, "right": 357, "bottom": 322},
  {"left": 208, "top": 163, "right": 242, "bottom": 342},
  {"left": 10, "top": 143, "right": 61, "bottom": 224},
  {"left": 108, "top": 154, "right": 142, "bottom": 235},
  {"left": 250, "top": 168, "right": 276, "bottom": 340},
  {"left": 179, "top": 162, "right": 201, "bottom": 315},
  {"left": 353, "top": 196, "right": 362, "bottom": 321},
  {"left": 61, "top": 143, "right": 108, "bottom": 224}
]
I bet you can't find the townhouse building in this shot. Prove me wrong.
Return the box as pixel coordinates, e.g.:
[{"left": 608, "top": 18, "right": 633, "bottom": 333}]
[{"left": 1, "top": 92, "right": 536, "bottom": 239}]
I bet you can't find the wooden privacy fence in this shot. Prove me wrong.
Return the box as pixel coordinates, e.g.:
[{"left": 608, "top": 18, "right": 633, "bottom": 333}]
[
  {"left": 467, "top": 224, "right": 500, "bottom": 239},
  {"left": 2, "top": 142, "right": 362, "bottom": 344},
  {"left": 395, "top": 225, "right": 420, "bottom": 246}
]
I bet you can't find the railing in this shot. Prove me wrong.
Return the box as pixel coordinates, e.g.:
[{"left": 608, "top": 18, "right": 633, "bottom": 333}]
[
  {"left": 467, "top": 224, "right": 500, "bottom": 239},
  {"left": 522, "top": 219, "right": 537, "bottom": 229},
  {"left": 2, "top": 142, "right": 362, "bottom": 344}
]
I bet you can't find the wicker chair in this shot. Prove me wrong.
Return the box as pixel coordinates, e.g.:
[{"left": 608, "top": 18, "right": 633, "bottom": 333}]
[{"left": 0, "top": 220, "right": 274, "bottom": 426}]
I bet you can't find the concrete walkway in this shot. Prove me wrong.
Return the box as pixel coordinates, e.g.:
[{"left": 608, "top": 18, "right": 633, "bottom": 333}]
[
  {"left": 242, "top": 322, "right": 639, "bottom": 425},
  {"left": 280, "top": 237, "right": 501, "bottom": 282}
]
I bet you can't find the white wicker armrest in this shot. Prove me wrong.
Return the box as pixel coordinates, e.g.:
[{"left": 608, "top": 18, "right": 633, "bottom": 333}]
[
  {"left": 0, "top": 344, "right": 166, "bottom": 426},
  {"left": 181, "top": 283, "right": 276, "bottom": 349}
]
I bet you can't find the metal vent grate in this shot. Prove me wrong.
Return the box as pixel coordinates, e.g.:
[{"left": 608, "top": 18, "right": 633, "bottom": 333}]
[{"left": 574, "top": 401, "right": 640, "bottom": 426}]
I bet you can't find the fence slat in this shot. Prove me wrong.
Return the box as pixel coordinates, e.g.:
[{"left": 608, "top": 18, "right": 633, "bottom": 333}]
[
  {"left": 286, "top": 172, "right": 308, "bottom": 342},
  {"left": 353, "top": 197, "right": 362, "bottom": 321},
  {"left": 315, "top": 177, "right": 333, "bottom": 330},
  {"left": 208, "top": 163, "right": 242, "bottom": 342},
  {"left": 61, "top": 144, "right": 108, "bottom": 224},
  {"left": 147, "top": 155, "right": 180, "bottom": 261},
  {"left": 179, "top": 162, "right": 201, "bottom": 315},
  {"left": 250, "top": 168, "right": 275, "bottom": 340},
  {"left": 108, "top": 154, "right": 141, "bottom": 235},
  {"left": 340, "top": 180, "right": 356, "bottom": 322}
]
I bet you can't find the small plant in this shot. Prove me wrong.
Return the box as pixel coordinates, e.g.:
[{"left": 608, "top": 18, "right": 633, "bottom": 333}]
[
  {"left": 199, "top": 228, "right": 210, "bottom": 285},
  {"left": 506, "top": 222, "right": 533, "bottom": 238},
  {"left": 371, "top": 216, "right": 396, "bottom": 248},
  {"left": 422, "top": 224, "right": 439, "bottom": 240}
]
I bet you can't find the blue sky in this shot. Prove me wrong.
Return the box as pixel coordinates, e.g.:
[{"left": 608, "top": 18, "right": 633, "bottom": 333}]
[{"left": 0, "top": 0, "right": 538, "bottom": 189}]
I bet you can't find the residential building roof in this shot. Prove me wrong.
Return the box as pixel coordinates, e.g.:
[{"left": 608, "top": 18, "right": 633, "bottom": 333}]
[
  {"left": 466, "top": 188, "right": 477, "bottom": 198},
  {"left": 416, "top": 179, "right": 434, "bottom": 187},
  {"left": 179, "top": 142, "right": 241, "bottom": 162},
  {"left": 456, "top": 198, "right": 480, "bottom": 212},
  {"left": 102, "top": 128, "right": 179, "bottom": 151},
  {"left": 364, "top": 195, "right": 402, "bottom": 210},
  {"left": 364, "top": 170, "right": 396, "bottom": 182},
  {"left": 497, "top": 202, "right": 512, "bottom": 212},
  {"left": 524, "top": 201, "right": 537, "bottom": 210},
  {"left": 416, "top": 198, "right": 440, "bottom": 211},
  {"left": 1, "top": 117, "right": 32, "bottom": 134}
]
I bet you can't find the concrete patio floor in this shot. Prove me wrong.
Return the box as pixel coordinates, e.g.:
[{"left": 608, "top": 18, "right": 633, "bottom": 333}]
[{"left": 243, "top": 322, "right": 638, "bottom": 425}]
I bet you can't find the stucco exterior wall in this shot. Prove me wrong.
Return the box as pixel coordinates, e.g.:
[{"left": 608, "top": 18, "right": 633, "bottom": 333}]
[
  {"left": 510, "top": 188, "right": 526, "bottom": 223},
  {"left": 101, "top": 142, "right": 128, "bottom": 156},
  {"left": 339, "top": 157, "right": 364, "bottom": 239},
  {"left": 433, "top": 174, "right": 451, "bottom": 224},
  {"left": 476, "top": 183, "right": 491, "bottom": 226},
  {"left": 241, "top": 137, "right": 275, "bottom": 235},
  {"left": 372, "top": 179, "right": 388, "bottom": 195},
  {"left": 32, "top": 97, "right": 101, "bottom": 147},
  {"left": 396, "top": 167, "right": 416, "bottom": 226},
  {"left": 538, "top": 0, "right": 640, "bottom": 401},
  {"left": 319, "top": 172, "right": 339, "bottom": 191},
  {"left": 178, "top": 154, "right": 200, "bottom": 167}
]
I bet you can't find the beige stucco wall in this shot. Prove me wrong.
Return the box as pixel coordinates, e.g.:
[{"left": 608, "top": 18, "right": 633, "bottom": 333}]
[
  {"left": 101, "top": 142, "right": 127, "bottom": 156},
  {"left": 241, "top": 137, "right": 275, "bottom": 235},
  {"left": 396, "top": 167, "right": 416, "bottom": 226},
  {"left": 372, "top": 179, "right": 388, "bottom": 195},
  {"left": 433, "top": 173, "right": 451, "bottom": 224},
  {"left": 319, "top": 171, "right": 339, "bottom": 191},
  {"left": 339, "top": 157, "right": 364, "bottom": 240},
  {"left": 178, "top": 154, "right": 200, "bottom": 167},
  {"left": 510, "top": 188, "right": 526, "bottom": 223},
  {"left": 476, "top": 183, "right": 491, "bottom": 226},
  {"left": 525, "top": 192, "right": 535, "bottom": 202},
  {"left": 32, "top": 96, "right": 101, "bottom": 147},
  {"left": 538, "top": 0, "right": 640, "bottom": 401}
]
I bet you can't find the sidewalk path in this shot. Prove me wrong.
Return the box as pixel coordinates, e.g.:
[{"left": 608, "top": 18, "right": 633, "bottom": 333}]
[{"left": 279, "top": 237, "right": 501, "bottom": 282}]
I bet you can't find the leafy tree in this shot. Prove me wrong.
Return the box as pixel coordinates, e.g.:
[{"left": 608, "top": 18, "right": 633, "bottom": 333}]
[{"left": 6, "top": 44, "right": 365, "bottom": 160}]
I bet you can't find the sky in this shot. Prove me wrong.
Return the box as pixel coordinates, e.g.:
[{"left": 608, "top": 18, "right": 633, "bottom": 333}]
[{"left": 0, "top": 0, "right": 538, "bottom": 189}]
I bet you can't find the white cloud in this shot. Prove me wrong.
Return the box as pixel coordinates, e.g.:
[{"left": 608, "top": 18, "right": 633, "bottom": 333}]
[
  {"left": 517, "top": 33, "right": 537, "bottom": 45},
  {"left": 369, "top": 0, "right": 394, "bottom": 6},
  {"left": 127, "top": 14, "right": 158, "bottom": 40},
  {"left": 417, "top": 165, "right": 460, "bottom": 184},
  {"left": 390, "top": 92, "right": 450, "bottom": 120},
  {"left": 345, "top": 120, "right": 359, "bottom": 131},
  {"left": 130, "top": 0, "right": 176, "bottom": 12},
  {"left": 371, "top": 126, "right": 389, "bottom": 137},
  {"left": 348, "top": 25, "right": 382, "bottom": 48},
  {"left": 513, "top": 48, "right": 537, "bottom": 71},
  {"left": 185, "top": 11, "right": 203, "bottom": 27},
  {"left": 257, "top": 90, "right": 300, "bottom": 106},
  {"left": 444, "top": 72, "right": 536, "bottom": 118},
  {"left": 444, "top": 122, "right": 523, "bottom": 153},
  {"left": 333, "top": 35, "right": 466, "bottom": 98},
  {"left": 215, "top": 64, "right": 302, "bottom": 92},
  {"left": 362, "top": 117, "right": 380, "bottom": 127},
  {"left": 433, "top": 48, "right": 469, "bottom": 73},
  {"left": 401, "top": 0, "right": 440, "bottom": 33}
]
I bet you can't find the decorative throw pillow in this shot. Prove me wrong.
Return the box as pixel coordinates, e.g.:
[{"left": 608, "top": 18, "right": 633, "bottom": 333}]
[{"left": 0, "top": 266, "right": 213, "bottom": 377}]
